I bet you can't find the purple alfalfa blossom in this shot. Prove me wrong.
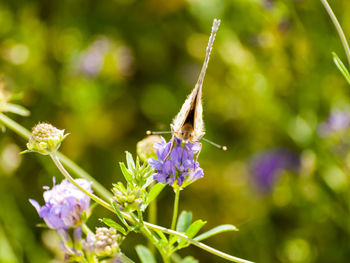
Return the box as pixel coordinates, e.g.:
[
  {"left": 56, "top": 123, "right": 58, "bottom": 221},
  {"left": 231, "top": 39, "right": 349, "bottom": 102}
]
[
  {"left": 30, "top": 178, "right": 92, "bottom": 230},
  {"left": 249, "top": 148, "right": 300, "bottom": 193},
  {"left": 148, "top": 137, "right": 204, "bottom": 187},
  {"left": 318, "top": 109, "right": 350, "bottom": 137}
]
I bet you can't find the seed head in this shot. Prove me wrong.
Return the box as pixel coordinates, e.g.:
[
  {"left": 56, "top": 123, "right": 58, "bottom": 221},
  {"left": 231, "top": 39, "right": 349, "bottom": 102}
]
[{"left": 26, "top": 123, "right": 68, "bottom": 155}]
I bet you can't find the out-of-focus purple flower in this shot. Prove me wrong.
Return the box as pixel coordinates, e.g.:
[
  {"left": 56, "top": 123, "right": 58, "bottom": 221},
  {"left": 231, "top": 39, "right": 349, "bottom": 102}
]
[
  {"left": 318, "top": 110, "right": 350, "bottom": 137},
  {"left": 30, "top": 178, "right": 92, "bottom": 229},
  {"left": 148, "top": 137, "right": 203, "bottom": 187},
  {"left": 78, "top": 38, "right": 109, "bottom": 76},
  {"left": 249, "top": 148, "right": 300, "bottom": 192}
]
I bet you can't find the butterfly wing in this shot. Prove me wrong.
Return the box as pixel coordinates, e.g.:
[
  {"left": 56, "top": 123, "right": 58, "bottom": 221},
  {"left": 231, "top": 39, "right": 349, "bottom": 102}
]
[{"left": 171, "top": 85, "right": 198, "bottom": 134}]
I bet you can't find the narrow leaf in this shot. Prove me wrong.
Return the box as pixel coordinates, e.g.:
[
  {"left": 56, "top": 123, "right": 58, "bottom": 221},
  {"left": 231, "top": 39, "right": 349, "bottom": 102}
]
[
  {"left": 119, "top": 162, "right": 133, "bottom": 182},
  {"left": 100, "top": 218, "right": 127, "bottom": 235},
  {"left": 332, "top": 52, "right": 350, "bottom": 85},
  {"left": 155, "top": 229, "right": 168, "bottom": 242},
  {"left": 147, "top": 183, "right": 166, "bottom": 204},
  {"left": 135, "top": 245, "right": 156, "bottom": 263},
  {"left": 125, "top": 151, "right": 136, "bottom": 170},
  {"left": 178, "top": 220, "right": 206, "bottom": 247},
  {"left": 111, "top": 202, "right": 129, "bottom": 228},
  {"left": 193, "top": 224, "right": 238, "bottom": 242},
  {"left": 5, "top": 103, "right": 30, "bottom": 116}
]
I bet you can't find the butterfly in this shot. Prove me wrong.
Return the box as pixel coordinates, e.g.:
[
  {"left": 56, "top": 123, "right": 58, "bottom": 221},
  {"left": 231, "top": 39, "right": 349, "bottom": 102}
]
[{"left": 147, "top": 19, "right": 226, "bottom": 157}]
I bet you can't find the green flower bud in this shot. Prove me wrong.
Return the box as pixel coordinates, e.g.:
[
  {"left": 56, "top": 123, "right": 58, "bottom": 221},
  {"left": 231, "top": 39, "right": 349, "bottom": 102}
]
[
  {"left": 137, "top": 135, "right": 161, "bottom": 162},
  {"left": 112, "top": 183, "right": 143, "bottom": 212},
  {"left": 26, "top": 123, "right": 68, "bottom": 155}
]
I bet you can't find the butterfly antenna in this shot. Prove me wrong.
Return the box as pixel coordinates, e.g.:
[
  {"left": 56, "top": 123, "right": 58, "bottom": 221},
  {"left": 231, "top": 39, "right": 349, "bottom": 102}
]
[
  {"left": 146, "top": 130, "right": 172, "bottom": 135},
  {"left": 196, "top": 18, "right": 221, "bottom": 88},
  {"left": 202, "top": 137, "right": 227, "bottom": 151}
]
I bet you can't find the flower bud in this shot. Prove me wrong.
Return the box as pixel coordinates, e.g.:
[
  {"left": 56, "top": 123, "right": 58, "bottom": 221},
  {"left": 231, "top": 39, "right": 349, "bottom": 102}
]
[
  {"left": 26, "top": 123, "right": 68, "bottom": 155},
  {"left": 137, "top": 135, "right": 161, "bottom": 162},
  {"left": 83, "top": 227, "right": 122, "bottom": 257},
  {"left": 112, "top": 183, "right": 143, "bottom": 212}
]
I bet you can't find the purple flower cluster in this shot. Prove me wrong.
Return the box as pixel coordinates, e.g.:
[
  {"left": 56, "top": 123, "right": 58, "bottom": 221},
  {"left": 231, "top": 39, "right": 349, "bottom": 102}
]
[
  {"left": 30, "top": 178, "right": 92, "bottom": 230},
  {"left": 249, "top": 148, "right": 300, "bottom": 192},
  {"left": 148, "top": 137, "right": 204, "bottom": 187}
]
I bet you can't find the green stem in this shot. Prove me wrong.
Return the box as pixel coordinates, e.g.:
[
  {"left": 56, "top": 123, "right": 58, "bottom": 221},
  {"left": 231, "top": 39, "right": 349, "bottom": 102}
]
[
  {"left": 171, "top": 186, "right": 181, "bottom": 230},
  {"left": 0, "top": 113, "right": 112, "bottom": 200},
  {"left": 50, "top": 153, "right": 112, "bottom": 212},
  {"left": 321, "top": 0, "right": 350, "bottom": 66},
  {"left": 147, "top": 182, "right": 157, "bottom": 253},
  {"left": 130, "top": 213, "right": 168, "bottom": 262},
  {"left": 82, "top": 223, "right": 93, "bottom": 235}
]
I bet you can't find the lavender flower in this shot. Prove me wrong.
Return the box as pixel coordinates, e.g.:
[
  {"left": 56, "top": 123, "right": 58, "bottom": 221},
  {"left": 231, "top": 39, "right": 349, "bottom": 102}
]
[
  {"left": 30, "top": 178, "right": 92, "bottom": 229},
  {"left": 249, "top": 148, "right": 300, "bottom": 192},
  {"left": 318, "top": 109, "right": 350, "bottom": 137},
  {"left": 148, "top": 137, "right": 204, "bottom": 187}
]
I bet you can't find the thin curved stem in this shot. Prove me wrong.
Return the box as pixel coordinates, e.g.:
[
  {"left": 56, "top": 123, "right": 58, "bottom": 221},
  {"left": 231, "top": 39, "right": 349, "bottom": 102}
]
[
  {"left": 50, "top": 153, "right": 112, "bottom": 212},
  {"left": 321, "top": 0, "right": 350, "bottom": 66},
  {"left": 171, "top": 187, "right": 181, "bottom": 230},
  {"left": 0, "top": 113, "right": 112, "bottom": 200}
]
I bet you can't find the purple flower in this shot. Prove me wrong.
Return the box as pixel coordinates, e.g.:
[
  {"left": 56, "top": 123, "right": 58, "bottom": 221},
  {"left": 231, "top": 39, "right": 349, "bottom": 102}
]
[
  {"left": 30, "top": 178, "right": 92, "bottom": 229},
  {"left": 148, "top": 137, "right": 203, "bottom": 187},
  {"left": 249, "top": 148, "right": 300, "bottom": 192},
  {"left": 318, "top": 110, "right": 350, "bottom": 137}
]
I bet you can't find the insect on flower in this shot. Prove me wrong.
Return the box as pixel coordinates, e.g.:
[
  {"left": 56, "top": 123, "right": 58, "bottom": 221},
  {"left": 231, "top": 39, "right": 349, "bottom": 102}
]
[{"left": 147, "top": 18, "right": 227, "bottom": 159}]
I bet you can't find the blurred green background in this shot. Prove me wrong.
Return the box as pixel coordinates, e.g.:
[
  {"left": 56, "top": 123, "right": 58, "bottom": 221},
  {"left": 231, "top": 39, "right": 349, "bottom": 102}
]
[{"left": 2, "top": 0, "right": 350, "bottom": 262}]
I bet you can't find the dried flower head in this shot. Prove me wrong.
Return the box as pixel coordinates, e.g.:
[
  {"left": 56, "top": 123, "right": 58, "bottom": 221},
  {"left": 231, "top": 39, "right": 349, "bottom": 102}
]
[
  {"left": 83, "top": 227, "right": 122, "bottom": 257},
  {"left": 148, "top": 137, "right": 204, "bottom": 188},
  {"left": 26, "top": 123, "right": 68, "bottom": 155},
  {"left": 30, "top": 178, "right": 92, "bottom": 229},
  {"left": 112, "top": 183, "right": 143, "bottom": 212}
]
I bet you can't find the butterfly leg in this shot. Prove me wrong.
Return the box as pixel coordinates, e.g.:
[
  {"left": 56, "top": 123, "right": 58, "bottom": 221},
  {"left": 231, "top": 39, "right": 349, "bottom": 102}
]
[
  {"left": 190, "top": 140, "right": 202, "bottom": 166},
  {"left": 163, "top": 135, "right": 175, "bottom": 162}
]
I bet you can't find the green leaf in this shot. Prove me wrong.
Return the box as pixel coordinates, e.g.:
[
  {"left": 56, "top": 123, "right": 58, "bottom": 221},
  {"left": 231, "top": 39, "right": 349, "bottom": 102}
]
[
  {"left": 147, "top": 183, "right": 166, "bottom": 204},
  {"left": 169, "top": 211, "right": 193, "bottom": 245},
  {"left": 100, "top": 218, "right": 127, "bottom": 235},
  {"left": 178, "top": 220, "right": 206, "bottom": 248},
  {"left": 4, "top": 103, "right": 30, "bottom": 116},
  {"left": 193, "top": 224, "right": 238, "bottom": 242},
  {"left": 332, "top": 52, "right": 350, "bottom": 85},
  {"left": 111, "top": 202, "right": 129, "bottom": 229},
  {"left": 135, "top": 245, "right": 157, "bottom": 263},
  {"left": 176, "top": 211, "right": 192, "bottom": 233},
  {"left": 119, "top": 162, "right": 133, "bottom": 182},
  {"left": 126, "top": 151, "right": 136, "bottom": 170},
  {"left": 155, "top": 229, "right": 168, "bottom": 242}
]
